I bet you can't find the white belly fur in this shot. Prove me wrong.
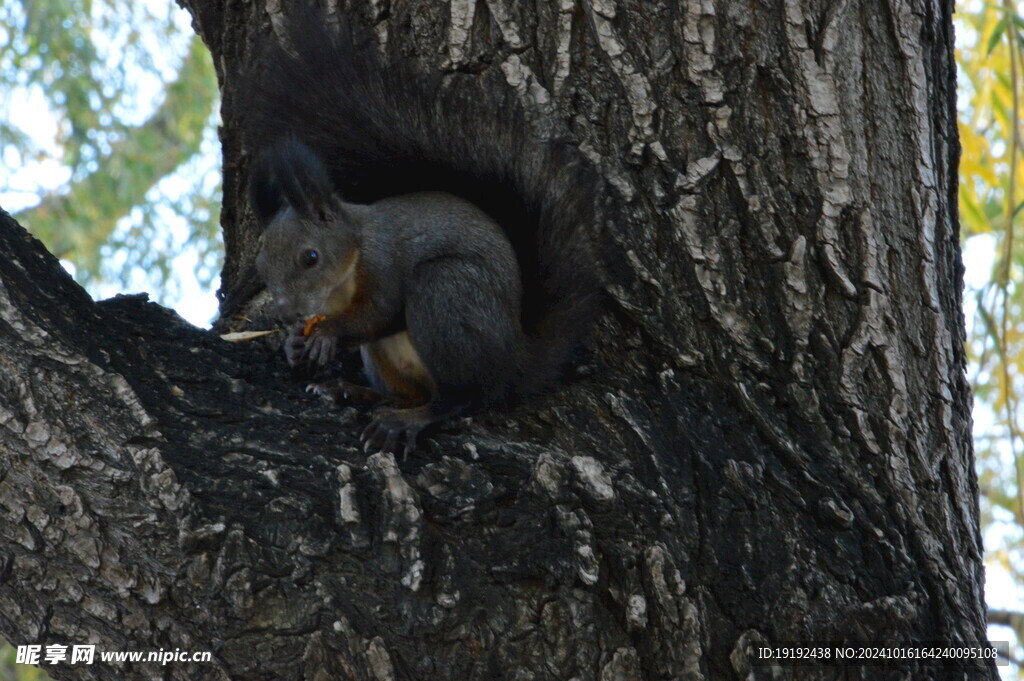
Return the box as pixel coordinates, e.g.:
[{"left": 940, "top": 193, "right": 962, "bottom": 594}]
[{"left": 360, "top": 331, "right": 435, "bottom": 399}]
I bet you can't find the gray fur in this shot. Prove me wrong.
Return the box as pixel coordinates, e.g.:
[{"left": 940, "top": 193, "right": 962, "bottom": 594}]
[
  {"left": 257, "top": 188, "right": 525, "bottom": 403},
  {"left": 245, "top": 10, "right": 604, "bottom": 451}
]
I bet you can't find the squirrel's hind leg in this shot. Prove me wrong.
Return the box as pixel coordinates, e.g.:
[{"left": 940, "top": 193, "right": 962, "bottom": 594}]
[
  {"left": 361, "top": 397, "right": 467, "bottom": 456},
  {"left": 360, "top": 256, "right": 521, "bottom": 455},
  {"left": 403, "top": 257, "right": 522, "bottom": 402}
]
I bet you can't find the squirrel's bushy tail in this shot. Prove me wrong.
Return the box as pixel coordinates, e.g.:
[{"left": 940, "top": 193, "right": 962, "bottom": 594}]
[{"left": 242, "top": 9, "right": 603, "bottom": 399}]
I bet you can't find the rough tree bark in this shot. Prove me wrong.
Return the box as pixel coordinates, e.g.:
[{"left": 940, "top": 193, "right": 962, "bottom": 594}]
[{"left": 0, "top": 0, "right": 993, "bottom": 680}]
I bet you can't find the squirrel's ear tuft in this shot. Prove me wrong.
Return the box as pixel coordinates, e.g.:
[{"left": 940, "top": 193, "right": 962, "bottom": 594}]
[
  {"left": 248, "top": 155, "right": 284, "bottom": 227},
  {"left": 248, "top": 138, "right": 338, "bottom": 227}
]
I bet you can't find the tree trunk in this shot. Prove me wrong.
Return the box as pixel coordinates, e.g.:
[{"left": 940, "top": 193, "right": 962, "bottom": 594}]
[{"left": 0, "top": 0, "right": 993, "bottom": 680}]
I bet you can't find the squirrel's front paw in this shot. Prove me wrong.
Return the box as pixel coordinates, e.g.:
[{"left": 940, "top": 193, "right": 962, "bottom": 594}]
[
  {"left": 284, "top": 322, "right": 308, "bottom": 367},
  {"left": 307, "top": 379, "right": 385, "bottom": 405},
  {"left": 302, "top": 328, "right": 339, "bottom": 367}
]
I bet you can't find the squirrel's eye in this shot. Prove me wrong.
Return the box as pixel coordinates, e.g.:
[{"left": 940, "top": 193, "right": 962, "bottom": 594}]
[{"left": 300, "top": 249, "right": 319, "bottom": 268}]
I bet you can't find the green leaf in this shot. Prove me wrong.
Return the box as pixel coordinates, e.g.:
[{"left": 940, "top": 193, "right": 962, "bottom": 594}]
[{"left": 987, "top": 16, "right": 1007, "bottom": 55}]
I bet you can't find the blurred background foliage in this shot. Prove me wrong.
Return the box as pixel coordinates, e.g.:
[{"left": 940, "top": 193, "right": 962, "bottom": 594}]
[
  {"left": 0, "top": 647, "right": 48, "bottom": 681},
  {"left": 0, "top": 0, "right": 1022, "bottom": 679},
  {"left": 959, "top": 0, "right": 1024, "bottom": 675},
  {"left": 0, "top": 0, "right": 221, "bottom": 326}
]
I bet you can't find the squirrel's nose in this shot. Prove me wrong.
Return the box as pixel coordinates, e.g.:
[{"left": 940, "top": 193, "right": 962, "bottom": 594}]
[{"left": 274, "top": 297, "right": 299, "bottom": 324}]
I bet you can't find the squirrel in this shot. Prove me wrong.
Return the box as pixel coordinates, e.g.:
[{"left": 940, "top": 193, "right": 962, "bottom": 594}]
[{"left": 243, "top": 9, "right": 603, "bottom": 455}]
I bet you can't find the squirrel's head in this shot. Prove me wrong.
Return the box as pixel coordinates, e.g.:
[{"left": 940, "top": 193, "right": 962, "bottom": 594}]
[{"left": 250, "top": 139, "right": 361, "bottom": 322}]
